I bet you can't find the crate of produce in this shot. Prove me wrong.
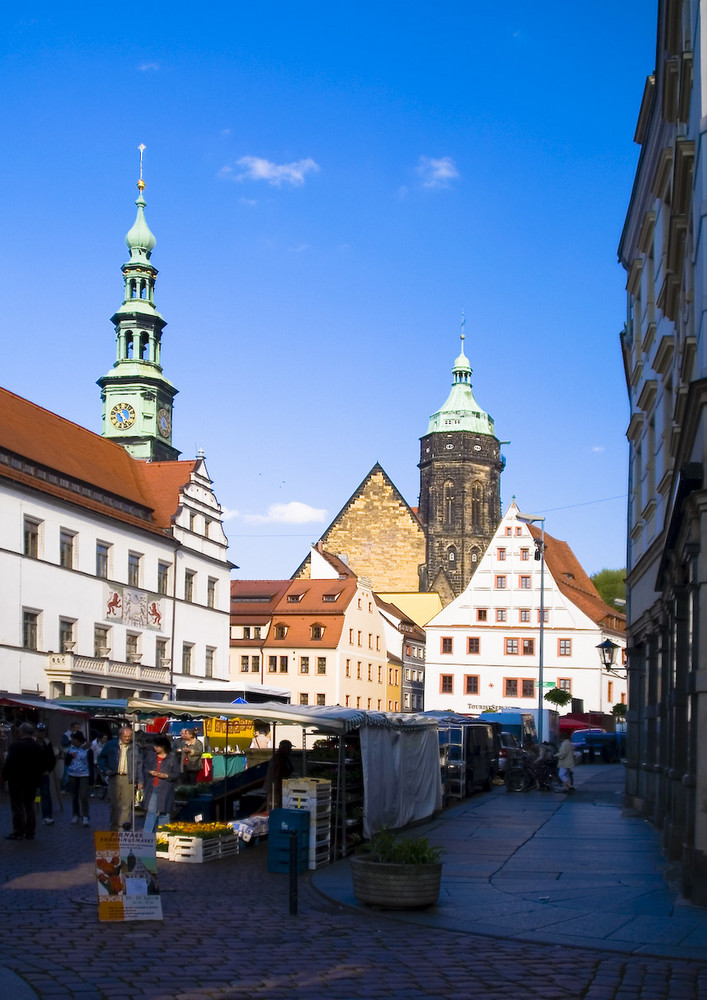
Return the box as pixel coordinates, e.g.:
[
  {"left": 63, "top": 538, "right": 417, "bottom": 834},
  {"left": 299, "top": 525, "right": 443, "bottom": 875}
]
[{"left": 165, "top": 833, "right": 239, "bottom": 864}]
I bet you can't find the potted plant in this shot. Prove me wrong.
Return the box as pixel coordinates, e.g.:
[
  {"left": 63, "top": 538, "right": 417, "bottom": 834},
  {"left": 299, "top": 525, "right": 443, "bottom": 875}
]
[{"left": 350, "top": 828, "right": 443, "bottom": 909}]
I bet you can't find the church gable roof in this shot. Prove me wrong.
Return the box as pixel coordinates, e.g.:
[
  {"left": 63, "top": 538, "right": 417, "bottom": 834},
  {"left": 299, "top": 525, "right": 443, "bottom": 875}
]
[{"left": 321, "top": 463, "right": 423, "bottom": 539}]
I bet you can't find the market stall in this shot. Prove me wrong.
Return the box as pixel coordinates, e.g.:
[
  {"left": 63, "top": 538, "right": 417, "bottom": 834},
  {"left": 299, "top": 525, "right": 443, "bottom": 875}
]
[{"left": 125, "top": 699, "right": 442, "bottom": 856}]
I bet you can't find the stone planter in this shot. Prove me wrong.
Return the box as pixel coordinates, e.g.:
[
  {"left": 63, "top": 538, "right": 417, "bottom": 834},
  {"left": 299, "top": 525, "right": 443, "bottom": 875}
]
[{"left": 350, "top": 856, "right": 442, "bottom": 909}]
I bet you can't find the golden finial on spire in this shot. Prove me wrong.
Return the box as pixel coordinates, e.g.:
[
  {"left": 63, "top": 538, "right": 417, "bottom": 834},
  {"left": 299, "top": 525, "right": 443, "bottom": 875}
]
[{"left": 137, "top": 144, "right": 146, "bottom": 191}]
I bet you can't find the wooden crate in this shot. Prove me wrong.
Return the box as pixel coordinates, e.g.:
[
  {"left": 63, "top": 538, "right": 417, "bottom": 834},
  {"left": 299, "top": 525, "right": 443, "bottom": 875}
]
[{"left": 166, "top": 833, "right": 239, "bottom": 864}]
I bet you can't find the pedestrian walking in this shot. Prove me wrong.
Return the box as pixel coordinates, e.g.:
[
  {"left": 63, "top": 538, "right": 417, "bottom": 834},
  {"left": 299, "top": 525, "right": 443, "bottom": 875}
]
[
  {"left": 557, "top": 737, "right": 576, "bottom": 792},
  {"left": 98, "top": 727, "right": 143, "bottom": 831},
  {"left": 142, "top": 737, "right": 181, "bottom": 832},
  {"left": 65, "top": 731, "right": 94, "bottom": 826},
  {"left": 2, "top": 722, "right": 47, "bottom": 840},
  {"left": 35, "top": 723, "right": 57, "bottom": 825}
]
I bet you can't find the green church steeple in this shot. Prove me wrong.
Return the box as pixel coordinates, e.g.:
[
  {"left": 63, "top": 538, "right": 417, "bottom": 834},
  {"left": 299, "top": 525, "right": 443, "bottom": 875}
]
[
  {"left": 426, "top": 330, "right": 496, "bottom": 437},
  {"left": 98, "top": 147, "right": 179, "bottom": 461}
]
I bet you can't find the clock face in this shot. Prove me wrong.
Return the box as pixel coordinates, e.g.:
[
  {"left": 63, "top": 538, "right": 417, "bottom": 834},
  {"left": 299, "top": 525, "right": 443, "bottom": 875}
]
[
  {"left": 110, "top": 402, "right": 136, "bottom": 430},
  {"left": 157, "top": 407, "right": 171, "bottom": 438}
]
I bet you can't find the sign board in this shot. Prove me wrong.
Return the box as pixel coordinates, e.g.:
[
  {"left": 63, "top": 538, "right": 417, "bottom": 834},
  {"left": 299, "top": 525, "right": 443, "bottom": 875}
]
[{"left": 95, "top": 830, "right": 163, "bottom": 922}]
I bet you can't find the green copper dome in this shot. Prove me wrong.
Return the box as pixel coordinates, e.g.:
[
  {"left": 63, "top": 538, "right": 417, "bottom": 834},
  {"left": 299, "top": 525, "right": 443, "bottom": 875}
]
[
  {"left": 125, "top": 184, "right": 156, "bottom": 259},
  {"left": 426, "top": 334, "right": 496, "bottom": 436}
]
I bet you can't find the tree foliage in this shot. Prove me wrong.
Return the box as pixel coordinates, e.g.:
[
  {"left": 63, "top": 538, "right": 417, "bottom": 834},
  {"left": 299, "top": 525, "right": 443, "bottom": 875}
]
[
  {"left": 612, "top": 703, "right": 627, "bottom": 719},
  {"left": 544, "top": 687, "right": 572, "bottom": 707},
  {"left": 591, "top": 568, "right": 626, "bottom": 608}
]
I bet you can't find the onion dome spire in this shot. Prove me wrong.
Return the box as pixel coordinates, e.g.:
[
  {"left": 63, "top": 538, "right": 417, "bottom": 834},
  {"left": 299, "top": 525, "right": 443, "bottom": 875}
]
[{"left": 125, "top": 144, "right": 156, "bottom": 260}]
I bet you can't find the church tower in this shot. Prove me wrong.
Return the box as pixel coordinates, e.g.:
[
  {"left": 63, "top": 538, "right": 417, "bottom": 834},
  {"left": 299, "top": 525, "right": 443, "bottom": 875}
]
[
  {"left": 98, "top": 152, "right": 179, "bottom": 461},
  {"left": 418, "top": 329, "right": 504, "bottom": 601}
]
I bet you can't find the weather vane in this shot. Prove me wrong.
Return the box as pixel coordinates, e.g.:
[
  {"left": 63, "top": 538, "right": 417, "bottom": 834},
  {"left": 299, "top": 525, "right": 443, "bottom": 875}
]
[{"left": 138, "top": 144, "right": 146, "bottom": 191}]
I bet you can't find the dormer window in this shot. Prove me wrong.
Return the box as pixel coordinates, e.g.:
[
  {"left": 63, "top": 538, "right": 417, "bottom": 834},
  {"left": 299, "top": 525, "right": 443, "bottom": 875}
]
[
  {"left": 274, "top": 623, "right": 287, "bottom": 640},
  {"left": 322, "top": 592, "right": 340, "bottom": 602},
  {"left": 311, "top": 624, "right": 325, "bottom": 640},
  {"left": 287, "top": 594, "right": 303, "bottom": 603}
]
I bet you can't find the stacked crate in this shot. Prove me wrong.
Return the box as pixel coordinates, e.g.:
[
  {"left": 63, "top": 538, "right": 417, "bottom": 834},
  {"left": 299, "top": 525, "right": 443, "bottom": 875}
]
[
  {"left": 282, "top": 777, "right": 332, "bottom": 870},
  {"left": 267, "top": 808, "right": 310, "bottom": 873}
]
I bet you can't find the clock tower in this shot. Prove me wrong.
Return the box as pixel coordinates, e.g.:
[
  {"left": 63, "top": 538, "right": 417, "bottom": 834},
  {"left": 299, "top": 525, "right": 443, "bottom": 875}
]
[
  {"left": 98, "top": 157, "right": 179, "bottom": 461},
  {"left": 418, "top": 329, "right": 504, "bottom": 601}
]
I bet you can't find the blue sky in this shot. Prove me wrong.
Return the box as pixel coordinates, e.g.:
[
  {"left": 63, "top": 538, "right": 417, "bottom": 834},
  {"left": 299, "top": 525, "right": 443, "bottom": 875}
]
[{"left": 2, "top": 2, "right": 657, "bottom": 580}]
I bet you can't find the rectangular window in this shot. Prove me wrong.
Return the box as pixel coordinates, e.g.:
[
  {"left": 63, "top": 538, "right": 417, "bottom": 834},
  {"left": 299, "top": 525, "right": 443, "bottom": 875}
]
[
  {"left": 558, "top": 678, "right": 571, "bottom": 693},
  {"left": 522, "top": 638, "right": 535, "bottom": 656},
  {"left": 300, "top": 693, "right": 309, "bottom": 705},
  {"left": 184, "top": 570, "right": 195, "bottom": 602},
  {"left": 207, "top": 578, "right": 217, "bottom": 609},
  {"left": 156, "top": 639, "right": 168, "bottom": 665},
  {"left": 468, "top": 637, "right": 480, "bottom": 654},
  {"left": 378, "top": 665, "right": 383, "bottom": 683},
  {"left": 495, "top": 575, "right": 507, "bottom": 589},
  {"left": 241, "top": 655, "right": 249, "bottom": 672},
  {"left": 519, "top": 576, "right": 531, "bottom": 589},
  {"left": 519, "top": 609, "right": 530, "bottom": 623},
  {"left": 607, "top": 680, "right": 613, "bottom": 702},
  {"left": 59, "top": 530, "right": 75, "bottom": 569},
  {"left": 22, "top": 610, "right": 39, "bottom": 650},
  {"left": 465, "top": 675, "right": 479, "bottom": 695},
  {"left": 181, "top": 643, "right": 192, "bottom": 675},
  {"left": 505, "top": 638, "right": 518, "bottom": 655},
  {"left": 440, "top": 675, "right": 453, "bottom": 694},
  {"left": 279, "top": 656, "right": 288, "bottom": 673},
  {"left": 94, "top": 625, "right": 110, "bottom": 657},
  {"left": 59, "top": 618, "right": 74, "bottom": 652},
  {"left": 349, "top": 628, "right": 354, "bottom": 643},
  {"left": 253, "top": 626, "right": 261, "bottom": 639},
  {"left": 357, "top": 661, "right": 362, "bottom": 679},
  {"left": 368, "top": 664, "right": 373, "bottom": 681},
  {"left": 251, "top": 655, "right": 260, "bottom": 673},
  {"left": 128, "top": 552, "right": 141, "bottom": 588},
  {"left": 441, "top": 636, "right": 453, "bottom": 654},
  {"left": 505, "top": 527, "right": 512, "bottom": 536},
  {"left": 504, "top": 678, "right": 518, "bottom": 698},
  {"left": 539, "top": 610, "right": 549, "bottom": 623},
  {"left": 205, "top": 648, "right": 215, "bottom": 678},
  {"left": 368, "top": 633, "right": 373, "bottom": 648},
  {"left": 268, "top": 656, "right": 277, "bottom": 673},
  {"left": 477, "top": 609, "right": 487, "bottom": 622},
  {"left": 300, "top": 656, "right": 310, "bottom": 674},
  {"left": 317, "top": 657, "right": 326, "bottom": 675},
  {"left": 515, "top": 526, "right": 522, "bottom": 535},
  {"left": 558, "top": 639, "right": 572, "bottom": 656},
  {"left": 357, "top": 631, "right": 362, "bottom": 646},
  {"left": 520, "top": 548, "right": 530, "bottom": 561},
  {"left": 157, "top": 562, "right": 170, "bottom": 595},
  {"left": 496, "top": 609, "right": 506, "bottom": 622},
  {"left": 312, "top": 624, "right": 324, "bottom": 640},
  {"left": 345, "top": 658, "right": 350, "bottom": 677},
  {"left": 522, "top": 679, "right": 534, "bottom": 698},
  {"left": 24, "top": 518, "right": 40, "bottom": 558},
  {"left": 126, "top": 633, "right": 139, "bottom": 660},
  {"left": 497, "top": 547, "right": 506, "bottom": 560},
  {"left": 317, "top": 693, "right": 326, "bottom": 707},
  {"left": 96, "top": 542, "right": 110, "bottom": 579},
  {"left": 243, "top": 626, "right": 251, "bottom": 639}
]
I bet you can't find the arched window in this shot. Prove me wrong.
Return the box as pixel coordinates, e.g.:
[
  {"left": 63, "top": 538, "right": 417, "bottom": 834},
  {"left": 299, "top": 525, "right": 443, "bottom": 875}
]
[
  {"left": 472, "top": 482, "right": 483, "bottom": 530},
  {"left": 444, "top": 480, "right": 455, "bottom": 525},
  {"left": 274, "top": 623, "right": 287, "bottom": 640},
  {"left": 448, "top": 546, "right": 457, "bottom": 563},
  {"left": 140, "top": 332, "right": 149, "bottom": 360},
  {"left": 470, "top": 546, "right": 481, "bottom": 565}
]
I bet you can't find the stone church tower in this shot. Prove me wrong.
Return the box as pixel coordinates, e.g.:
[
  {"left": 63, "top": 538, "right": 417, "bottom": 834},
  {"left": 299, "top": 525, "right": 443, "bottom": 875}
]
[
  {"left": 418, "top": 334, "right": 504, "bottom": 601},
  {"left": 97, "top": 156, "right": 179, "bottom": 461}
]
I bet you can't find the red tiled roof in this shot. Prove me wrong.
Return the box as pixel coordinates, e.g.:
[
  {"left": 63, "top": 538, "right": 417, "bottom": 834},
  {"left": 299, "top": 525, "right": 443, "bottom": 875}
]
[
  {"left": 529, "top": 525, "right": 626, "bottom": 633},
  {"left": 263, "top": 614, "right": 346, "bottom": 650},
  {"left": 0, "top": 386, "right": 196, "bottom": 535}
]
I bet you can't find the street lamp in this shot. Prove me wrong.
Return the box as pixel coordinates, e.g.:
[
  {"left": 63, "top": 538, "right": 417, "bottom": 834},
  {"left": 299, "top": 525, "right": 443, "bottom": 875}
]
[
  {"left": 596, "top": 639, "right": 623, "bottom": 674},
  {"left": 516, "top": 511, "right": 546, "bottom": 743}
]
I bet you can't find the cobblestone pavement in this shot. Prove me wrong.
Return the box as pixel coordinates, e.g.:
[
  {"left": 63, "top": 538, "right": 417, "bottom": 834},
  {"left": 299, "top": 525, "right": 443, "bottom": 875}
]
[{"left": 1, "top": 793, "right": 706, "bottom": 1000}]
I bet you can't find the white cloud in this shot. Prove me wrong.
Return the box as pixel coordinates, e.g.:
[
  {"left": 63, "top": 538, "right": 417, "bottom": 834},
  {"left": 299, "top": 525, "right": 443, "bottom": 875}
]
[
  {"left": 137, "top": 62, "right": 160, "bottom": 72},
  {"left": 591, "top": 445, "right": 605, "bottom": 453},
  {"left": 222, "top": 156, "right": 321, "bottom": 188},
  {"left": 242, "top": 501, "right": 327, "bottom": 525},
  {"left": 416, "top": 155, "right": 460, "bottom": 189}
]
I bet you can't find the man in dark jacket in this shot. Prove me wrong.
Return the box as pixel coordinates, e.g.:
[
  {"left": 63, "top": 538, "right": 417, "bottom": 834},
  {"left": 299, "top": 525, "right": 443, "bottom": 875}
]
[
  {"left": 2, "top": 722, "right": 48, "bottom": 840},
  {"left": 98, "top": 727, "right": 143, "bottom": 831}
]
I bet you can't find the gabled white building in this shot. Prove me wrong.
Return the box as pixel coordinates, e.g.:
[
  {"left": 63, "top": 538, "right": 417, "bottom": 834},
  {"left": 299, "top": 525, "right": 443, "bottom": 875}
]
[{"left": 424, "top": 501, "right": 626, "bottom": 717}]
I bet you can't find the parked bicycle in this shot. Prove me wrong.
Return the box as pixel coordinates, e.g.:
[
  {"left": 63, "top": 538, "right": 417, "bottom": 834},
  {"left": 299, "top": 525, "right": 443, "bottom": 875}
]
[{"left": 504, "top": 748, "right": 565, "bottom": 793}]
